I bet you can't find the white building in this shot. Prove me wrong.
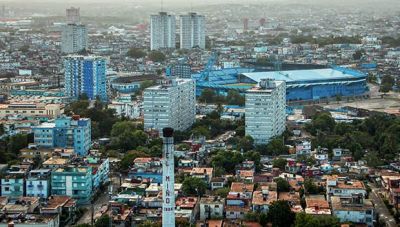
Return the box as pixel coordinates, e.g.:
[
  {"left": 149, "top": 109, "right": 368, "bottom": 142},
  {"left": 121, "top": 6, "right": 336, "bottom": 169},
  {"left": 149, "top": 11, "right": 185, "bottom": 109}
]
[
  {"left": 326, "top": 176, "right": 367, "bottom": 200},
  {"left": 180, "top": 12, "right": 205, "bottom": 49},
  {"left": 245, "top": 79, "right": 286, "bottom": 144},
  {"left": 143, "top": 78, "right": 195, "bottom": 134},
  {"left": 108, "top": 101, "right": 141, "bottom": 119},
  {"left": 150, "top": 12, "right": 176, "bottom": 50},
  {"left": 61, "top": 24, "right": 88, "bottom": 54},
  {"left": 199, "top": 196, "right": 225, "bottom": 221},
  {"left": 331, "top": 196, "right": 374, "bottom": 227},
  {"left": 66, "top": 7, "right": 80, "bottom": 24}
]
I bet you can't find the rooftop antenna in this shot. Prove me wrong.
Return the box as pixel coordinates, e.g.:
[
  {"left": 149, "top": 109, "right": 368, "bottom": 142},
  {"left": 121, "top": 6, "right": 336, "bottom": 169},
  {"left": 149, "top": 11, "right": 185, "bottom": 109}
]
[
  {"left": 161, "top": 0, "right": 163, "bottom": 12},
  {"left": 190, "top": 0, "right": 193, "bottom": 12}
]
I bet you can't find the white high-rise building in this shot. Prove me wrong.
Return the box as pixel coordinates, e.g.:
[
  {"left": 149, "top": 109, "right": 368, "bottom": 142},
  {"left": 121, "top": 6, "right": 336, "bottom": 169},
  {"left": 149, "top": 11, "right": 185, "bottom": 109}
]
[
  {"left": 180, "top": 13, "right": 205, "bottom": 49},
  {"left": 143, "top": 78, "right": 196, "bottom": 134},
  {"left": 61, "top": 24, "right": 88, "bottom": 54},
  {"left": 66, "top": 7, "right": 80, "bottom": 24},
  {"left": 150, "top": 12, "right": 176, "bottom": 50},
  {"left": 245, "top": 79, "right": 286, "bottom": 144}
]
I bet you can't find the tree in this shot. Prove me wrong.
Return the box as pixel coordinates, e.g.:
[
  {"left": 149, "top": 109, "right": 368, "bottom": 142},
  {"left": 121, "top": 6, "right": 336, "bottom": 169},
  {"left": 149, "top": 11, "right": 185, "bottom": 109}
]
[
  {"left": 214, "top": 187, "right": 230, "bottom": 198},
  {"left": 138, "top": 221, "right": 161, "bottom": 227},
  {"left": 265, "top": 136, "right": 288, "bottom": 155},
  {"left": 235, "top": 125, "right": 245, "bottom": 137},
  {"left": 119, "top": 150, "right": 149, "bottom": 171},
  {"left": 272, "top": 158, "right": 287, "bottom": 171},
  {"left": 268, "top": 200, "right": 295, "bottom": 227},
  {"left": 191, "top": 126, "right": 211, "bottom": 139},
  {"left": 0, "top": 124, "right": 4, "bottom": 136},
  {"left": 275, "top": 177, "right": 290, "bottom": 192},
  {"left": 226, "top": 90, "right": 245, "bottom": 106},
  {"left": 110, "top": 121, "right": 148, "bottom": 151},
  {"left": 304, "top": 178, "right": 323, "bottom": 195},
  {"left": 295, "top": 212, "right": 340, "bottom": 227},
  {"left": 127, "top": 48, "right": 146, "bottom": 58},
  {"left": 199, "top": 88, "right": 216, "bottom": 103},
  {"left": 211, "top": 150, "right": 244, "bottom": 174},
  {"left": 238, "top": 135, "right": 254, "bottom": 152},
  {"left": 94, "top": 215, "right": 111, "bottom": 227},
  {"left": 148, "top": 51, "right": 166, "bottom": 62},
  {"left": 182, "top": 177, "right": 207, "bottom": 196},
  {"left": 353, "top": 50, "right": 364, "bottom": 60}
]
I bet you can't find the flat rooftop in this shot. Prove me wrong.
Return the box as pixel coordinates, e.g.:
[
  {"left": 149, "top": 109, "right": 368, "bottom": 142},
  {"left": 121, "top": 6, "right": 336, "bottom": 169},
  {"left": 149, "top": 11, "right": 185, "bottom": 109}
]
[{"left": 242, "top": 67, "right": 366, "bottom": 83}]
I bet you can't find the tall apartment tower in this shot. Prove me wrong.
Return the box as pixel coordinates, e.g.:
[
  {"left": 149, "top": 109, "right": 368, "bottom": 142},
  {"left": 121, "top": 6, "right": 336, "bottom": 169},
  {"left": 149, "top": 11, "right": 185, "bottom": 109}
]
[
  {"left": 66, "top": 7, "right": 80, "bottom": 24},
  {"left": 180, "top": 12, "right": 205, "bottom": 49},
  {"left": 162, "top": 127, "right": 175, "bottom": 227},
  {"left": 143, "top": 78, "right": 196, "bottom": 134},
  {"left": 64, "top": 56, "right": 107, "bottom": 101},
  {"left": 150, "top": 12, "right": 176, "bottom": 50},
  {"left": 245, "top": 79, "right": 286, "bottom": 144},
  {"left": 61, "top": 24, "right": 88, "bottom": 54}
]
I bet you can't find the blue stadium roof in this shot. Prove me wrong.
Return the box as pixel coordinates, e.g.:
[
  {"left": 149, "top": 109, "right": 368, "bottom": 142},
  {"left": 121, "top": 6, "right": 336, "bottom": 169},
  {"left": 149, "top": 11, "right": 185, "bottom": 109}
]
[{"left": 241, "top": 67, "right": 366, "bottom": 84}]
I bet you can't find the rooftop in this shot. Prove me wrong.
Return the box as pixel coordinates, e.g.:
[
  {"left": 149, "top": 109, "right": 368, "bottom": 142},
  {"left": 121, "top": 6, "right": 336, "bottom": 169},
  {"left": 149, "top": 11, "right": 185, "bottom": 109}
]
[
  {"left": 230, "top": 182, "right": 254, "bottom": 193},
  {"left": 242, "top": 67, "right": 366, "bottom": 84}
]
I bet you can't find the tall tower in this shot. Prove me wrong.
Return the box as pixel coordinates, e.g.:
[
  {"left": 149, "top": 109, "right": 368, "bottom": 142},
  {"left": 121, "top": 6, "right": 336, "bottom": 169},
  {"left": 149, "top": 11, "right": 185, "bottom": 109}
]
[
  {"left": 66, "top": 7, "right": 80, "bottom": 24},
  {"left": 150, "top": 12, "right": 176, "bottom": 50},
  {"left": 243, "top": 18, "right": 249, "bottom": 31},
  {"left": 162, "top": 127, "right": 175, "bottom": 226},
  {"left": 180, "top": 12, "right": 205, "bottom": 49},
  {"left": 61, "top": 24, "right": 88, "bottom": 54}
]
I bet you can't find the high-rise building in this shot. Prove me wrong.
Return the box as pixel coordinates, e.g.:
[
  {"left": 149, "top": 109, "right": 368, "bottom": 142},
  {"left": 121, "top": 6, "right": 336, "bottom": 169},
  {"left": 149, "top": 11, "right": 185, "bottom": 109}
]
[
  {"left": 245, "top": 79, "right": 286, "bottom": 144},
  {"left": 64, "top": 56, "right": 107, "bottom": 101},
  {"left": 150, "top": 12, "right": 176, "bottom": 50},
  {"left": 32, "top": 115, "right": 91, "bottom": 156},
  {"left": 162, "top": 127, "right": 175, "bottom": 227},
  {"left": 61, "top": 24, "right": 88, "bottom": 54},
  {"left": 179, "top": 12, "right": 205, "bottom": 49},
  {"left": 66, "top": 7, "right": 80, "bottom": 24},
  {"left": 143, "top": 78, "right": 196, "bottom": 134},
  {"left": 243, "top": 18, "right": 249, "bottom": 31}
]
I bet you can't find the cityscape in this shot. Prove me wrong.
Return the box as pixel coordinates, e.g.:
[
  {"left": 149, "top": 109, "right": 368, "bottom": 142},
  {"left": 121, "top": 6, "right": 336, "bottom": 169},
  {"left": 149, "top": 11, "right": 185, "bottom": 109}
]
[{"left": 0, "top": 0, "right": 400, "bottom": 226}]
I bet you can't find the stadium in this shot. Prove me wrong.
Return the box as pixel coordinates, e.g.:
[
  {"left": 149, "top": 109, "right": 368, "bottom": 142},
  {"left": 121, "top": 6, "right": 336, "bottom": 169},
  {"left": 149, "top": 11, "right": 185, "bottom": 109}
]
[{"left": 193, "top": 66, "right": 368, "bottom": 101}]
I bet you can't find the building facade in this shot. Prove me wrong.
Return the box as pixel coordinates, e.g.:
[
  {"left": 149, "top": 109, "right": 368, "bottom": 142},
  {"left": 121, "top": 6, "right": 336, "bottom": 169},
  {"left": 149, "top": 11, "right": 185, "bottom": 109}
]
[
  {"left": 61, "top": 24, "right": 87, "bottom": 54},
  {"left": 0, "top": 103, "right": 63, "bottom": 119},
  {"left": 180, "top": 13, "right": 205, "bottom": 49},
  {"left": 66, "top": 7, "right": 80, "bottom": 24},
  {"left": 143, "top": 78, "right": 196, "bottom": 134},
  {"left": 245, "top": 79, "right": 286, "bottom": 144},
  {"left": 150, "top": 12, "right": 176, "bottom": 50},
  {"left": 51, "top": 166, "right": 93, "bottom": 204},
  {"left": 32, "top": 116, "right": 91, "bottom": 156},
  {"left": 26, "top": 169, "right": 51, "bottom": 199},
  {"left": 1, "top": 173, "right": 25, "bottom": 198},
  {"left": 64, "top": 56, "right": 107, "bottom": 101}
]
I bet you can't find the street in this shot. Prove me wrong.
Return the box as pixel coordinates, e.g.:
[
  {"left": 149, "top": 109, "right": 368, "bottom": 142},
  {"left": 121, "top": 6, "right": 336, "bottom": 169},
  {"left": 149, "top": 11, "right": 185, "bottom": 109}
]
[
  {"left": 369, "top": 184, "right": 397, "bottom": 227},
  {"left": 75, "top": 190, "right": 109, "bottom": 225}
]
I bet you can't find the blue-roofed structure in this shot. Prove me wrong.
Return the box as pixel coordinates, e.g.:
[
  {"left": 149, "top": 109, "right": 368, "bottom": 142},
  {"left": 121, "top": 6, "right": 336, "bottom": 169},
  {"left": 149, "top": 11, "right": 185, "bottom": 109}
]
[{"left": 240, "top": 67, "right": 368, "bottom": 101}]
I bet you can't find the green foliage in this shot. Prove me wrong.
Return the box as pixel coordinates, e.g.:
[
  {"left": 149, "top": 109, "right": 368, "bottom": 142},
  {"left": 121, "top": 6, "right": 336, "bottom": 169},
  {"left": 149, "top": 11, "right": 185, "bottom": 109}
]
[
  {"left": 381, "top": 36, "right": 400, "bottom": 47},
  {"left": 297, "top": 155, "right": 316, "bottom": 166},
  {"left": 306, "top": 112, "right": 336, "bottom": 136},
  {"left": 110, "top": 121, "right": 148, "bottom": 151},
  {"left": 226, "top": 90, "right": 245, "bottom": 106},
  {"left": 0, "top": 134, "right": 29, "bottom": 164},
  {"left": 295, "top": 212, "right": 340, "bottom": 227},
  {"left": 0, "top": 124, "right": 4, "bottom": 136},
  {"left": 94, "top": 214, "right": 111, "bottom": 227},
  {"left": 274, "top": 177, "right": 290, "bottom": 192},
  {"left": 272, "top": 158, "right": 287, "bottom": 171},
  {"left": 379, "top": 75, "right": 395, "bottom": 93},
  {"left": 214, "top": 187, "right": 230, "bottom": 198},
  {"left": 353, "top": 49, "right": 364, "bottom": 60},
  {"left": 119, "top": 150, "right": 149, "bottom": 171},
  {"left": 262, "top": 136, "right": 288, "bottom": 155},
  {"left": 268, "top": 200, "right": 295, "bottom": 227},
  {"left": 148, "top": 51, "right": 166, "bottom": 62},
  {"left": 182, "top": 177, "right": 207, "bottom": 196},
  {"left": 199, "top": 88, "right": 217, "bottom": 103},
  {"left": 138, "top": 221, "right": 161, "bottom": 227},
  {"left": 211, "top": 150, "right": 244, "bottom": 174},
  {"left": 303, "top": 178, "right": 324, "bottom": 195},
  {"left": 235, "top": 125, "right": 245, "bottom": 137},
  {"left": 191, "top": 126, "right": 211, "bottom": 139},
  {"left": 237, "top": 135, "right": 254, "bottom": 152},
  {"left": 127, "top": 47, "right": 146, "bottom": 58}
]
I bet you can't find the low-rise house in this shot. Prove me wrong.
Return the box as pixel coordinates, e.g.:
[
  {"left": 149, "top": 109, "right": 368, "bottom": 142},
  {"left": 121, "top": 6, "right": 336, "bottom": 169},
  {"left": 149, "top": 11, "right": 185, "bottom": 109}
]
[
  {"left": 1, "top": 197, "right": 39, "bottom": 214},
  {"left": 133, "top": 157, "right": 161, "bottom": 169},
  {"left": 211, "top": 177, "right": 225, "bottom": 191},
  {"left": 199, "top": 196, "right": 225, "bottom": 221},
  {"left": 251, "top": 186, "right": 277, "bottom": 213},
  {"left": 26, "top": 169, "right": 51, "bottom": 199},
  {"left": 42, "top": 157, "right": 69, "bottom": 169},
  {"left": 305, "top": 195, "right": 331, "bottom": 216},
  {"left": 196, "top": 219, "right": 223, "bottom": 227},
  {"left": 278, "top": 191, "right": 303, "bottom": 213},
  {"left": 191, "top": 168, "right": 214, "bottom": 185},
  {"left": 1, "top": 172, "right": 26, "bottom": 198},
  {"left": 51, "top": 166, "right": 93, "bottom": 204},
  {"left": 40, "top": 195, "right": 77, "bottom": 226},
  {"left": 237, "top": 170, "right": 254, "bottom": 183},
  {"left": 0, "top": 214, "right": 60, "bottom": 226},
  {"left": 225, "top": 205, "right": 250, "bottom": 219},
  {"left": 178, "top": 159, "right": 199, "bottom": 168},
  {"left": 296, "top": 141, "right": 312, "bottom": 156},
  {"left": 326, "top": 175, "right": 367, "bottom": 200},
  {"left": 331, "top": 195, "right": 374, "bottom": 227},
  {"left": 227, "top": 183, "right": 254, "bottom": 206},
  {"left": 175, "top": 197, "right": 199, "bottom": 223}
]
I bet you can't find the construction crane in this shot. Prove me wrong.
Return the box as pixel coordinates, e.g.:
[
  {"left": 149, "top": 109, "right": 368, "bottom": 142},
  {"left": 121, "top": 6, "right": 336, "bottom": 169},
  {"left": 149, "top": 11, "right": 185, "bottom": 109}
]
[{"left": 199, "top": 52, "right": 217, "bottom": 82}]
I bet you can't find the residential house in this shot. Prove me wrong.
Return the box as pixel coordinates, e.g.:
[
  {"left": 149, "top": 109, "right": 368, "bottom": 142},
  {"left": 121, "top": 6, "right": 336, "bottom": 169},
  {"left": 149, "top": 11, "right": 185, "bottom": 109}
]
[
  {"left": 25, "top": 169, "right": 51, "bottom": 199},
  {"left": 251, "top": 186, "right": 277, "bottom": 213},
  {"left": 305, "top": 195, "right": 331, "bottom": 216},
  {"left": 331, "top": 195, "right": 374, "bottom": 227},
  {"left": 199, "top": 196, "right": 225, "bottom": 221},
  {"left": 1, "top": 172, "right": 26, "bottom": 198},
  {"left": 191, "top": 168, "right": 214, "bottom": 185}
]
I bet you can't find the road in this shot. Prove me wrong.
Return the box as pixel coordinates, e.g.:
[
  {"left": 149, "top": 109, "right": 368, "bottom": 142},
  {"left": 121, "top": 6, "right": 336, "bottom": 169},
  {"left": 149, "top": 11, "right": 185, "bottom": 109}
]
[
  {"left": 369, "top": 184, "right": 397, "bottom": 227},
  {"left": 75, "top": 175, "right": 121, "bottom": 225}
]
